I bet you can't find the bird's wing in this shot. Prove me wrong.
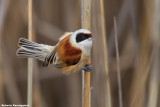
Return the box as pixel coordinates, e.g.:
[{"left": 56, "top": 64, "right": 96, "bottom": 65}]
[
  {"left": 43, "top": 32, "right": 72, "bottom": 67},
  {"left": 43, "top": 44, "right": 67, "bottom": 67},
  {"left": 44, "top": 32, "right": 81, "bottom": 68}
]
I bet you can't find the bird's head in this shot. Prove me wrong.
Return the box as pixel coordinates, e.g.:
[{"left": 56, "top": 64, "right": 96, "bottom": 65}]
[{"left": 70, "top": 29, "right": 92, "bottom": 53}]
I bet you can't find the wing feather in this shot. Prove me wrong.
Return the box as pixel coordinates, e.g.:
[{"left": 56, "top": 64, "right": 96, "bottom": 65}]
[{"left": 43, "top": 44, "right": 67, "bottom": 67}]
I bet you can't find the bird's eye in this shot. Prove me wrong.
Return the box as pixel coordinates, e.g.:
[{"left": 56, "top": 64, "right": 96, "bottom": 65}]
[
  {"left": 76, "top": 33, "right": 85, "bottom": 42},
  {"left": 81, "top": 35, "right": 86, "bottom": 39}
]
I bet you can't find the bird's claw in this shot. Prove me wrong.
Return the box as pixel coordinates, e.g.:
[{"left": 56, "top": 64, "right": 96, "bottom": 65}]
[{"left": 82, "top": 65, "right": 92, "bottom": 71}]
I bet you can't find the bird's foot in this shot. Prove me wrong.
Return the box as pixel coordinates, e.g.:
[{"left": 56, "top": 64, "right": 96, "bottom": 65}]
[{"left": 82, "top": 65, "right": 92, "bottom": 71}]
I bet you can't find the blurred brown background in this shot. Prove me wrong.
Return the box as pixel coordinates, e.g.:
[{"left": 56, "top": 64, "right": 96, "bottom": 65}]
[{"left": 0, "top": 0, "right": 160, "bottom": 107}]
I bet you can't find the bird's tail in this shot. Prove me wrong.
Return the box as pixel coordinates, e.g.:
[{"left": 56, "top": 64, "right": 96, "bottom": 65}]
[{"left": 16, "top": 38, "right": 54, "bottom": 61}]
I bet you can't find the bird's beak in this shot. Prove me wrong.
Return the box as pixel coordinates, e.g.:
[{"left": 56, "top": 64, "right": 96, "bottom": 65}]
[{"left": 88, "top": 37, "right": 93, "bottom": 41}]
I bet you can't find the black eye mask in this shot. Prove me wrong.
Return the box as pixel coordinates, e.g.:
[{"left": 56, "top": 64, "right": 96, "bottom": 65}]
[{"left": 76, "top": 33, "right": 92, "bottom": 43}]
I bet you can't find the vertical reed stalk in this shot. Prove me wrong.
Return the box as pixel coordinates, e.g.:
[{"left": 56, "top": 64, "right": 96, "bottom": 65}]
[
  {"left": 27, "top": 0, "right": 33, "bottom": 106},
  {"left": 82, "top": 70, "right": 85, "bottom": 107},
  {"left": 147, "top": 0, "right": 160, "bottom": 106},
  {"left": 114, "top": 17, "right": 123, "bottom": 107},
  {"left": 0, "top": 0, "right": 9, "bottom": 103},
  {"left": 81, "top": 0, "right": 91, "bottom": 107},
  {"left": 100, "top": 0, "right": 112, "bottom": 106}
]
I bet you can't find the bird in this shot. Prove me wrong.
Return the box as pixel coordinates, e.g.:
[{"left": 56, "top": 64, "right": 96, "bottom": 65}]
[{"left": 16, "top": 29, "right": 92, "bottom": 74}]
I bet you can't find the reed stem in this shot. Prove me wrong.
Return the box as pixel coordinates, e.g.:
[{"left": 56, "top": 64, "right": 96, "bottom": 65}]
[
  {"left": 27, "top": 0, "right": 33, "bottom": 106},
  {"left": 114, "top": 17, "right": 123, "bottom": 107},
  {"left": 100, "top": 0, "right": 112, "bottom": 106},
  {"left": 81, "top": 0, "right": 91, "bottom": 107}
]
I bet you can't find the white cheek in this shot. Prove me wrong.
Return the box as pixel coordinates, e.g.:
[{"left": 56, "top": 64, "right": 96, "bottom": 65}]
[
  {"left": 78, "top": 40, "right": 92, "bottom": 56},
  {"left": 79, "top": 40, "right": 92, "bottom": 48}
]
